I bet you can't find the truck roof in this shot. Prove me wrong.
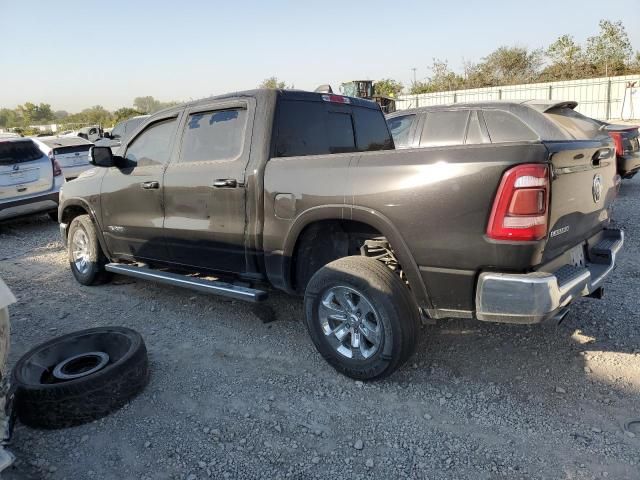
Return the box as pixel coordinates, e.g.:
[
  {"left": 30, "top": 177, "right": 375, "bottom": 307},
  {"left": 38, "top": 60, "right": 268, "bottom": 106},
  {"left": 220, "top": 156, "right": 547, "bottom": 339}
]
[{"left": 152, "top": 89, "right": 382, "bottom": 118}]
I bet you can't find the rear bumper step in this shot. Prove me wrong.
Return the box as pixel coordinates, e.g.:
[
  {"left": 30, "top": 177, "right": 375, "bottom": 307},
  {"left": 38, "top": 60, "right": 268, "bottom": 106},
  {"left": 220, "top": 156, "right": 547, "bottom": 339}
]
[
  {"left": 475, "top": 228, "right": 623, "bottom": 324},
  {"left": 105, "top": 264, "right": 267, "bottom": 303}
]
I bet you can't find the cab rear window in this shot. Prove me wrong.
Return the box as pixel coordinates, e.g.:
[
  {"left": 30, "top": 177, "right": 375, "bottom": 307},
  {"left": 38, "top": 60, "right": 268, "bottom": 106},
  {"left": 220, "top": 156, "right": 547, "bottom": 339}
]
[
  {"left": 0, "top": 140, "right": 43, "bottom": 165},
  {"left": 274, "top": 100, "right": 393, "bottom": 157}
]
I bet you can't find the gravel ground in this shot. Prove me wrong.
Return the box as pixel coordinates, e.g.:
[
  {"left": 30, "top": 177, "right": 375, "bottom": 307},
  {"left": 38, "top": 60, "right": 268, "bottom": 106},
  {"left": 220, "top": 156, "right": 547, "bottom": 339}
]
[{"left": 1, "top": 178, "right": 639, "bottom": 480}]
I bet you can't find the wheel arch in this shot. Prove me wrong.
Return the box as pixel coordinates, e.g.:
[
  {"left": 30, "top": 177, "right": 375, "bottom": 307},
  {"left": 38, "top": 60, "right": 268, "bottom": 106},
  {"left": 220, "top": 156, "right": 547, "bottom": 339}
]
[
  {"left": 276, "top": 206, "right": 432, "bottom": 310},
  {"left": 61, "top": 199, "right": 110, "bottom": 259}
]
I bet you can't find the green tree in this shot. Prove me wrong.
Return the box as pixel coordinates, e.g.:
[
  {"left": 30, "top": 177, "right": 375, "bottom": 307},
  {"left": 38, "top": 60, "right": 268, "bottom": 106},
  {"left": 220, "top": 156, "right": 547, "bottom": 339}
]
[
  {"left": 470, "top": 46, "right": 543, "bottom": 87},
  {"left": 0, "top": 108, "right": 19, "bottom": 128},
  {"left": 374, "top": 78, "right": 403, "bottom": 98},
  {"left": 547, "top": 34, "right": 583, "bottom": 66},
  {"left": 64, "top": 105, "right": 113, "bottom": 126},
  {"left": 409, "top": 59, "right": 465, "bottom": 94},
  {"left": 586, "top": 19, "right": 633, "bottom": 76},
  {"left": 15, "top": 102, "right": 54, "bottom": 125},
  {"left": 541, "top": 35, "right": 588, "bottom": 80},
  {"left": 133, "top": 96, "right": 161, "bottom": 114},
  {"left": 259, "top": 77, "right": 291, "bottom": 89},
  {"left": 132, "top": 96, "right": 178, "bottom": 114},
  {"left": 113, "top": 107, "right": 143, "bottom": 123}
]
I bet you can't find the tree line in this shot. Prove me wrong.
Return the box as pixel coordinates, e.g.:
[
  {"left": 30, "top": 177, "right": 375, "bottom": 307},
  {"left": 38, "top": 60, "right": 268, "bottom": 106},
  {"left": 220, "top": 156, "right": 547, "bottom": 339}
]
[
  {"left": 259, "top": 21, "right": 639, "bottom": 99},
  {"left": 0, "top": 96, "right": 179, "bottom": 135},
  {"left": 381, "top": 19, "right": 640, "bottom": 97}
]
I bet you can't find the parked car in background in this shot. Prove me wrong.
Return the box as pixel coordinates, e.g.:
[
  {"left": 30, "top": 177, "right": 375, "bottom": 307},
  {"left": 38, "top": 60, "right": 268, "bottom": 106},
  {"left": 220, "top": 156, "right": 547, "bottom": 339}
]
[
  {"left": 387, "top": 100, "right": 611, "bottom": 147},
  {"left": 94, "top": 115, "right": 149, "bottom": 153},
  {"left": 0, "top": 138, "right": 64, "bottom": 222},
  {"left": 58, "top": 89, "right": 622, "bottom": 380},
  {"left": 592, "top": 121, "right": 640, "bottom": 179},
  {"left": 61, "top": 125, "right": 103, "bottom": 142},
  {"left": 31, "top": 137, "right": 94, "bottom": 181}
]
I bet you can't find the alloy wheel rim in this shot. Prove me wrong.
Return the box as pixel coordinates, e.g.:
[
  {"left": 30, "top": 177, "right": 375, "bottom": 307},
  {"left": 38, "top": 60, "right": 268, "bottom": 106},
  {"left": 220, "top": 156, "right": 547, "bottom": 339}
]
[
  {"left": 72, "top": 228, "right": 90, "bottom": 274},
  {"left": 318, "top": 286, "right": 383, "bottom": 360}
]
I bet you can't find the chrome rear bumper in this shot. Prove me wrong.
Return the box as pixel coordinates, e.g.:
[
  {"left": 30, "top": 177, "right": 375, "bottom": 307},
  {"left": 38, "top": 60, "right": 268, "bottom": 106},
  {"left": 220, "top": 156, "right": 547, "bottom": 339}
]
[{"left": 476, "top": 229, "right": 623, "bottom": 324}]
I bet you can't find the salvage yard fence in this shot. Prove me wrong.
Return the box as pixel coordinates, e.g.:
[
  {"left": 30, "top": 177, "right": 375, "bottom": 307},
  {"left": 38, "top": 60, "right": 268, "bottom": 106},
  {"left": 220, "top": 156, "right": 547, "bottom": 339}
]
[{"left": 395, "top": 74, "right": 640, "bottom": 121}]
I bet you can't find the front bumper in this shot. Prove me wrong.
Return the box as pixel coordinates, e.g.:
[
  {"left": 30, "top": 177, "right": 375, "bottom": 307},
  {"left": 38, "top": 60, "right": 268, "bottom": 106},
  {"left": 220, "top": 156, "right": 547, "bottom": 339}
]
[{"left": 476, "top": 228, "right": 623, "bottom": 324}]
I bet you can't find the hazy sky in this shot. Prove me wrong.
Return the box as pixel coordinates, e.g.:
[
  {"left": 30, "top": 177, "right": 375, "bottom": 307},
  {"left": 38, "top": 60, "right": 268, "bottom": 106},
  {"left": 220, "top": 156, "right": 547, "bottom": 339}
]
[{"left": 2, "top": 0, "right": 639, "bottom": 112}]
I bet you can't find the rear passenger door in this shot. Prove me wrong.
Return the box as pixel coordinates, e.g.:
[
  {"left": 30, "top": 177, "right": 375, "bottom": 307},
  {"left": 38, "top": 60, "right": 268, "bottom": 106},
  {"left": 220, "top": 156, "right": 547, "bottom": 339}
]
[{"left": 162, "top": 98, "right": 255, "bottom": 274}]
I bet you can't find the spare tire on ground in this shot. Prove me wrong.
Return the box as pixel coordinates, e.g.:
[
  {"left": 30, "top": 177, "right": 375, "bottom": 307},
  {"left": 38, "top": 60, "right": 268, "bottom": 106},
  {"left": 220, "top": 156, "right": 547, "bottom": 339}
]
[{"left": 13, "top": 326, "right": 149, "bottom": 429}]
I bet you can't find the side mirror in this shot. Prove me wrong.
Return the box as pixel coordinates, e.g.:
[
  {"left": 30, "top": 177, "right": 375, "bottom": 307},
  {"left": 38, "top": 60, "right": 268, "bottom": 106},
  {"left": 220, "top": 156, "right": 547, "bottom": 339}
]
[
  {"left": 89, "top": 146, "right": 115, "bottom": 167},
  {"left": 102, "top": 132, "right": 111, "bottom": 139}
]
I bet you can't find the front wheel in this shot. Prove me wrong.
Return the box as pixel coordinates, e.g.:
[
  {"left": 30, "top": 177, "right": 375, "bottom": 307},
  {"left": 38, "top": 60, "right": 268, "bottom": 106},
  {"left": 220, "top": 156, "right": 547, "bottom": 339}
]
[
  {"left": 303, "top": 256, "right": 420, "bottom": 380},
  {"left": 67, "top": 215, "right": 111, "bottom": 286}
]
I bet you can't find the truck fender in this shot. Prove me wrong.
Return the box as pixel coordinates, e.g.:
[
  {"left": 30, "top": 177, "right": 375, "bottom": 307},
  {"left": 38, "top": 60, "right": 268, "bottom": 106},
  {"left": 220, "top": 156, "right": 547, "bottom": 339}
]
[
  {"left": 274, "top": 205, "right": 432, "bottom": 310},
  {"left": 60, "top": 199, "right": 111, "bottom": 261}
]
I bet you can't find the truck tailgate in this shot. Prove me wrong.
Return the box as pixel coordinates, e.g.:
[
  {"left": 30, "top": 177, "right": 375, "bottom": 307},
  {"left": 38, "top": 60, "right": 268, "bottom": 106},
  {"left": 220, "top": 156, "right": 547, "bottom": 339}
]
[{"left": 543, "top": 139, "right": 618, "bottom": 261}]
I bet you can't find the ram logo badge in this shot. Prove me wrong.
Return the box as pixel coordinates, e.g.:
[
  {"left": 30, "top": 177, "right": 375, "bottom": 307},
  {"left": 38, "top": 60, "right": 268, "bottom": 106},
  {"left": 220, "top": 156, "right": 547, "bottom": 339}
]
[{"left": 592, "top": 174, "right": 603, "bottom": 203}]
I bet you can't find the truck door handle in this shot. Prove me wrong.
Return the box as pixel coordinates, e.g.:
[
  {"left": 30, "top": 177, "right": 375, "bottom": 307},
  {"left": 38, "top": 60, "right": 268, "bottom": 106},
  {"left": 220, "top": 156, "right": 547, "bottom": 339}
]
[
  {"left": 212, "top": 179, "right": 238, "bottom": 188},
  {"left": 141, "top": 181, "right": 160, "bottom": 189}
]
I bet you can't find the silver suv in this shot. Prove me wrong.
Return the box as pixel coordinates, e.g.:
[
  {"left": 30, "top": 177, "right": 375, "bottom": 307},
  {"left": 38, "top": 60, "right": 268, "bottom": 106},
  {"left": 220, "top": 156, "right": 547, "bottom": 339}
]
[{"left": 0, "top": 138, "right": 64, "bottom": 222}]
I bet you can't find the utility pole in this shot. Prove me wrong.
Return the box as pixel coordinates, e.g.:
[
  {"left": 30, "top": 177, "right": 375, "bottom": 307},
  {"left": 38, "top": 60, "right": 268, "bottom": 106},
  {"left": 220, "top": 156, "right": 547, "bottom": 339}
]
[{"left": 412, "top": 68, "right": 418, "bottom": 107}]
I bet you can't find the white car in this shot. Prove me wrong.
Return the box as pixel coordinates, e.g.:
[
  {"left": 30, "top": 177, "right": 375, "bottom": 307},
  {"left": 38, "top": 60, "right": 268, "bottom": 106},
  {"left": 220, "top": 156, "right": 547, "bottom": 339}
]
[
  {"left": 0, "top": 138, "right": 64, "bottom": 222},
  {"left": 60, "top": 125, "right": 102, "bottom": 142},
  {"left": 31, "top": 136, "right": 94, "bottom": 181}
]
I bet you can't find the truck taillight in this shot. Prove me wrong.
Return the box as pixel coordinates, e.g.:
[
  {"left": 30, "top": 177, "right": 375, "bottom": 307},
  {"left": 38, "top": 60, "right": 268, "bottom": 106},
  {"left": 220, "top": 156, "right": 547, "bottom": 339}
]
[
  {"left": 487, "top": 164, "right": 550, "bottom": 241},
  {"left": 608, "top": 132, "right": 624, "bottom": 157}
]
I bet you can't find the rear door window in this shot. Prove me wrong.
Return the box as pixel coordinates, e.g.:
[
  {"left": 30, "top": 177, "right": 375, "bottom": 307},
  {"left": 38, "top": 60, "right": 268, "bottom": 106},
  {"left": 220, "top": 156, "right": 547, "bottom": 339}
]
[
  {"left": 483, "top": 110, "right": 538, "bottom": 143},
  {"left": 419, "top": 110, "right": 470, "bottom": 147},
  {"left": 274, "top": 100, "right": 392, "bottom": 157},
  {"left": 326, "top": 112, "right": 356, "bottom": 154},
  {"left": 181, "top": 109, "right": 247, "bottom": 162},
  {"left": 387, "top": 114, "right": 416, "bottom": 147},
  {"left": 0, "top": 140, "right": 43, "bottom": 165},
  {"left": 543, "top": 107, "right": 603, "bottom": 140}
]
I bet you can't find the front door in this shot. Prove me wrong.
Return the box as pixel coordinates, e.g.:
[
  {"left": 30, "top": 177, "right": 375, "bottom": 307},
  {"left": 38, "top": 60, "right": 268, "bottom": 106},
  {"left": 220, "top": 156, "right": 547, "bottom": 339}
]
[
  {"left": 100, "top": 113, "right": 181, "bottom": 262},
  {"left": 163, "top": 98, "right": 255, "bottom": 274}
]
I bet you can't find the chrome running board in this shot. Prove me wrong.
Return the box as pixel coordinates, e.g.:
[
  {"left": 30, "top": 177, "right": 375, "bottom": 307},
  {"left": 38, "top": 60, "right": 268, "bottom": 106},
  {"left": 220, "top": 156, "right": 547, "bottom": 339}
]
[{"left": 105, "top": 263, "right": 267, "bottom": 303}]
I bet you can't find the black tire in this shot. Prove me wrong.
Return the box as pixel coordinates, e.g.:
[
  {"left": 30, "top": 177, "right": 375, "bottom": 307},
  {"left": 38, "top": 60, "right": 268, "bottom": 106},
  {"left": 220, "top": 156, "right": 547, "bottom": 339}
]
[
  {"left": 304, "top": 256, "right": 420, "bottom": 380},
  {"left": 67, "top": 214, "right": 111, "bottom": 285},
  {"left": 13, "top": 327, "right": 149, "bottom": 429},
  {"left": 47, "top": 210, "right": 58, "bottom": 222}
]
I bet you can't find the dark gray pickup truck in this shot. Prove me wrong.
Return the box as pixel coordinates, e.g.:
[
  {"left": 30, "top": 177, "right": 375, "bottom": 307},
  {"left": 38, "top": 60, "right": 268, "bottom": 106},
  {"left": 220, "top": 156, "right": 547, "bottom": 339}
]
[{"left": 57, "top": 90, "right": 623, "bottom": 379}]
